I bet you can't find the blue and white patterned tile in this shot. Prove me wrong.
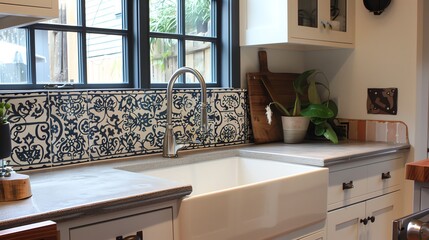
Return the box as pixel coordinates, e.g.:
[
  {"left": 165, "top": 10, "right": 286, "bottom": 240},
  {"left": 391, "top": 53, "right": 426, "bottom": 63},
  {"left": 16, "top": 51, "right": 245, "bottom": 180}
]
[
  {"left": 137, "top": 90, "right": 165, "bottom": 153},
  {"left": 49, "top": 91, "right": 90, "bottom": 165},
  {"left": 0, "top": 92, "right": 51, "bottom": 170},
  {"left": 209, "top": 89, "right": 248, "bottom": 145},
  {"left": 88, "top": 90, "right": 152, "bottom": 160}
]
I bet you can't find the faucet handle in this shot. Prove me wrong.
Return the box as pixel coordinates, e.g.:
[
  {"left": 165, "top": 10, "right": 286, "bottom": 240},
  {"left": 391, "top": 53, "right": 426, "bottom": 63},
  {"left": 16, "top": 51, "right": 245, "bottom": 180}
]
[{"left": 176, "top": 139, "right": 203, "bottom": 150}]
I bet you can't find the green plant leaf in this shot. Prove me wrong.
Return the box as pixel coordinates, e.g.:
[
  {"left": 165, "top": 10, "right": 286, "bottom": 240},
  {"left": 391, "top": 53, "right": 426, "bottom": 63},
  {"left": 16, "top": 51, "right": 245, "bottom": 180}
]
[
  {"left": 292, "top": 93, "right": 301, "bottom": 116},
  {"left": 308, "top": 79, "right": 322, "bottom": 104},
  {"left": 311, "top": 117, "right": 326, "bottom": 125},
  {"left": 293, "top": 69, "right": 315, "bottom": 95},
  {"left": 325, "top": 100, "right": 338, "bottom": 118},
  {"left": 323, "top": 123, "right": 339, "bottom": 144},
  {"left": 314, "top": 124, "right": 325, "bottom": 136},
  {"left": 300, "top": 104, "right": 334, "bottom": 119}
]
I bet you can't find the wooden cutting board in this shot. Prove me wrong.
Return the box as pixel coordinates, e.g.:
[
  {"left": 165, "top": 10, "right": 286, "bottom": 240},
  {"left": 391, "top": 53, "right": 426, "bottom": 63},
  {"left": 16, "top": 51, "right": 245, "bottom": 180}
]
[{"left": 247, "top": 51, "right": 300, "bottom": 143}]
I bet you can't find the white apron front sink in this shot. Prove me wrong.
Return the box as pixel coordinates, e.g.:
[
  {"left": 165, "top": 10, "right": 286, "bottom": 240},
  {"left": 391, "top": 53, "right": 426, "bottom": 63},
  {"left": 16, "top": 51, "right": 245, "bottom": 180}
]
[{"left": 119, "top": 156, "right": 328, "bottom": 240}]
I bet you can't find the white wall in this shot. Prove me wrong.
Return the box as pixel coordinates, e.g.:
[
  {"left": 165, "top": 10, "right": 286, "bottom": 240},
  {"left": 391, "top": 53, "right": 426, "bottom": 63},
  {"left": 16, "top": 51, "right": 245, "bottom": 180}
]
[{"left": 240, "top": 47, "right": 306, "bottom": 87}]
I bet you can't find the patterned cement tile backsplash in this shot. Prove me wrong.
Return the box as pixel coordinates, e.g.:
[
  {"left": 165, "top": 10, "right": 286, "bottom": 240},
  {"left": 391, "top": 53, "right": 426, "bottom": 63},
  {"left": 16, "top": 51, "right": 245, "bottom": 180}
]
[
  {"left": 0, "top": 89, "right": 408, "bottom": 172},
  {"left": 0, "top": 92, "right": 52, "bottom": 170},
  {"left": 50, "top": 91, "right": 90, "bottom": 165},
  {"left": 0, "top": 89, "right": 249, "bottom": 171}
]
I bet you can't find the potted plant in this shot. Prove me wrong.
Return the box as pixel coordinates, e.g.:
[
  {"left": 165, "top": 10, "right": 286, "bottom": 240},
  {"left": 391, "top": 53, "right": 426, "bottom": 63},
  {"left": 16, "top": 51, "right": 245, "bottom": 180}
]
[{"left": 265, "top": 69, "right": 339, "bottom": 144}]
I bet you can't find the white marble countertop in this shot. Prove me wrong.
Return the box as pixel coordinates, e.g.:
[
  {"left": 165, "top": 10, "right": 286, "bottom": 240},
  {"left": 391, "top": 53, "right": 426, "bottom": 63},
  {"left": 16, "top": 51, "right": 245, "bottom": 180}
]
[{"left": 0, "top": 140, "right": 410, "bottom": 230}]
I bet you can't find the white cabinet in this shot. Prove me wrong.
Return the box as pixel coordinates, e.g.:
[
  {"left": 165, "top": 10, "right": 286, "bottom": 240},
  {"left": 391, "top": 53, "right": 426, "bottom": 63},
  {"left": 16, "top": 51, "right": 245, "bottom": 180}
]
[
  {"left": 327, "top": 191, "right": 402, "bottom": 240},
  {"left": 326, "top": 153, "right": 405, "bottom": 240},
  {"left": 297, "top": 231, "right": 325, "bottom": 240},
  {"left": 240, "top": 0, "right": 355, "bottom": 48},
  {"left": 0, "top": 0, "right": 58, "bottom": 29},
  {"left": 58, "top": 202, "right": 177, "bottom": 240}
]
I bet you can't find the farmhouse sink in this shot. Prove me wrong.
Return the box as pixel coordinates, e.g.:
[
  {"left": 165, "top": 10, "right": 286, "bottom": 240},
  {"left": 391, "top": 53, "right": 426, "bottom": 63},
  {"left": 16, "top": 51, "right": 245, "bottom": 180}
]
[{"left": 118, "top": 156, "right": 328, "bottom": 240}]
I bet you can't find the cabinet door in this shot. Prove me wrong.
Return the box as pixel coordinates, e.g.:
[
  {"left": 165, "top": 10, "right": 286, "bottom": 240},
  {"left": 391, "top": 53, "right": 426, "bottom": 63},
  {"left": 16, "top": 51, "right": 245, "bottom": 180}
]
[
  {"left": 365, "top": 191, "right": 402, "bottom": 240},
  {"left": 327, "top": 202, "right": 366, "bottom": 240},
  {"left": 288, "top": 0, "right": 325, "bottom": 40},
  {"left": 289, "top": 0, "right": 354, "bottom": 44},
  {"left": 69, "top": 208, "right": 174, "bottom": 240}
]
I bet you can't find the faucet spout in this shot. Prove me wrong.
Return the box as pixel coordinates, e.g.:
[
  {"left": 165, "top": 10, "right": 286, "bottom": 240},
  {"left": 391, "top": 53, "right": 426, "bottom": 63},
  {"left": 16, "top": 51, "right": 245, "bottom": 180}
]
[{"left": 163, "top": 67, "right": 208, "bottom": 158}]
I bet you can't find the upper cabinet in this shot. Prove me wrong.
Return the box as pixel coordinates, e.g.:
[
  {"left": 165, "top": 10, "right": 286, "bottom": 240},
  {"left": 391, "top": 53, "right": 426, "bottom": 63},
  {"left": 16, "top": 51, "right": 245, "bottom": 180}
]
[
  {"left": 0, "top": 0, "right": 58, "bottom": 29},
  {"left": 240, "top": 0, "right": 355, "bottom": 49}
]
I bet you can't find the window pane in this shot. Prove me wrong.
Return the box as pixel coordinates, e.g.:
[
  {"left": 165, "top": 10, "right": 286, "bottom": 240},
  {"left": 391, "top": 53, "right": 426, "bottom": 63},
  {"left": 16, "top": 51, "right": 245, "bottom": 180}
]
[
  {"left": 35, "top": 30, "right": 79, "bottom": 84},
  {"left": 0, "top": 28, "right": 28, "bottom": 84},
  {"left": 185, "top": 40, "right": 212, "bottom": 83},
  {"left": 331, "top": 0, "right": 347, "bottom": 32},
  {"left": 150, "top": 38, "right": 178, "bottom": 83},
  {"left": 298, "top": 0, "right": 318, "bottom": 28},
  {"left": 44, "top": 0, "right": 78, "bottom": 25},
  {"left": 86, "top": 0, "right": 124, "bottom": 29},
  {"left": 185, "top": 0, "right": 212, "bottom": 36},
  {"left": 150, "top": 0, "right": 177, "bottom": 33},
  {"left": 87, "top": 34, "right": 124, "bottom": 84}
]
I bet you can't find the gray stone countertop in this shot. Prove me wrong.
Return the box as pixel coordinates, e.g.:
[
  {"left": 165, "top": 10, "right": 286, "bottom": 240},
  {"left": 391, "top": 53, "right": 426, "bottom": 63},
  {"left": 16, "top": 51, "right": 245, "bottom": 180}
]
[
  {"left": 238, "top": 140, "right": 410, "bottom": 166},
  {"left": 0, "top": 140, "right": 410, "bottom": 230}
]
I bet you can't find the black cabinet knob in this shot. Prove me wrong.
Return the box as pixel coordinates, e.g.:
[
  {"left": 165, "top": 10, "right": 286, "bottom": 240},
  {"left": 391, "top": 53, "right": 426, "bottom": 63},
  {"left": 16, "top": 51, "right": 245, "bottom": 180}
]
[
  {"left": 368, "top": 216, "right": 375, "bottom": 223},
  {"left": 360, "top": 218, "right": 368, "bottom": 225}
]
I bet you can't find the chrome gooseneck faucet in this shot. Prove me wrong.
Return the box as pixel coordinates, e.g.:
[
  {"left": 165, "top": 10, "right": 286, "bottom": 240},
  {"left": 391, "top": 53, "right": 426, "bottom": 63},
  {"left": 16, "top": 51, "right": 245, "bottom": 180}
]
[{"left": 163, "top": 67, "right": 208, "bottom": 158}]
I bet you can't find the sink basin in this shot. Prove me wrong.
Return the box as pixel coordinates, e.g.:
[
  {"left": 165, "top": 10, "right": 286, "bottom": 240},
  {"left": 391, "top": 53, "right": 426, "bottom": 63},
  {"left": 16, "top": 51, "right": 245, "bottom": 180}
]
[{"left": 119, "top": 156, "right": 328, "bottom": 240}]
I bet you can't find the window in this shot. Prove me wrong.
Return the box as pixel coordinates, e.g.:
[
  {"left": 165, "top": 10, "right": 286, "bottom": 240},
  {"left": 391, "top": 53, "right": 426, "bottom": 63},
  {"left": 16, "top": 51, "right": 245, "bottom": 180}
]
[
  {"left": 0, "top": 0, "right": 239, "bottom": 90},
  {"left": 149, "top": 0, "right": 216, "bottom": 85}
]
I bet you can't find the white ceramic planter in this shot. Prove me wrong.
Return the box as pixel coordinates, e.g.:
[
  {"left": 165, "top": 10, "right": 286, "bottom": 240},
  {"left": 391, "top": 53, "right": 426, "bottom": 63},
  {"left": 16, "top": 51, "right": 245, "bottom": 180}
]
[{"left": 281, "top": 116, "right": 310, "bottom": 143}]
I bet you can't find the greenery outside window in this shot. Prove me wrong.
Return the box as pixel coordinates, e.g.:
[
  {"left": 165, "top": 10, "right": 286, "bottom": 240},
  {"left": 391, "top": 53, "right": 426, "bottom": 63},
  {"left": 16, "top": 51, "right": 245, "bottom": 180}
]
[
  {"left": 149, "top": 0, "right": 217, "bottom": 86},
  {"left": 0, "top": 0, "right": 239, "bottom": 90}
]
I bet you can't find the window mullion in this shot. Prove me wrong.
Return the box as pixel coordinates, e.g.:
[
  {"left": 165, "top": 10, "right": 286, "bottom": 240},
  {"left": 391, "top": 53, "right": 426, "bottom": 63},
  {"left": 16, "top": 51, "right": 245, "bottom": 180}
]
[
  {"left": 27, "top": 27, "right": 37, "bottom": 85},
  {"left": 178, "top": 0, "right": 186, "bottom": 83},
  {"left": 79, "top": 0, "right": 88, "bottom": 85}
]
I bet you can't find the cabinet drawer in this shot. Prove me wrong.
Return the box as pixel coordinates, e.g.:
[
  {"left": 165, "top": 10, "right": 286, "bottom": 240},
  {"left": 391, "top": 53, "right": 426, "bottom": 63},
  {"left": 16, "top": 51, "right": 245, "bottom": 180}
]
[
  {"left": 70, "top": 208, "right": 173, "bottom": 240},
  {"left": 367, "top": 158, "right": 403, "bottom": 193},
  {"left": 328, "top": 165, "right": 367, "bottom": 205}
]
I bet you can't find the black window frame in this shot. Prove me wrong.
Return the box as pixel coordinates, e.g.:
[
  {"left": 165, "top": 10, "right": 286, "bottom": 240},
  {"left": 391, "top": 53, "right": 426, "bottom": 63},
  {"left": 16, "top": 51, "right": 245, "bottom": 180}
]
[{"left": 0, "top": 0, "right": 240, "bottom": 90}]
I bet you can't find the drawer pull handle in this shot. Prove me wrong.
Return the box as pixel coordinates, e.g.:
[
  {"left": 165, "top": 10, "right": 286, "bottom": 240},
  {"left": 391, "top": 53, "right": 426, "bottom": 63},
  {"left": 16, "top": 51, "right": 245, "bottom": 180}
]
[
  {"left": 116, "top": 231, "right": 143, "bottom": 240},
  {"left": 342, "top": 181, "right": 354, "bottom": 190},
  {"left": 360, "top": 218, "right": 368, "bottom": 225},
  {"left": 367, "top": 216, "right": 375, "bottom": 223},
  {"left": 382, "top": 172, "right": 391, "bottom": 180}
]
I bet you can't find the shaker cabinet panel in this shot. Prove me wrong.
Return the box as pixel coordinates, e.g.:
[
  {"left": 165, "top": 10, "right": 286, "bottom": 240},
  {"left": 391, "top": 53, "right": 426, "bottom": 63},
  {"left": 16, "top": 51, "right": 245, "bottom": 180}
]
[
  {"left": 69, "top": 208, "right": 174, "bottom": 240},
  {"left": 327, "top": 202, "right": 365, "bottom": 240},
  {"left": 328, "top": 165, "right": 367, "bottom": 205},
  {"left": 365, "top": 191, "right": 402, "bottom": 240},
  {"left": 367, "top": 157, "right": 403, "bottom": 194}
]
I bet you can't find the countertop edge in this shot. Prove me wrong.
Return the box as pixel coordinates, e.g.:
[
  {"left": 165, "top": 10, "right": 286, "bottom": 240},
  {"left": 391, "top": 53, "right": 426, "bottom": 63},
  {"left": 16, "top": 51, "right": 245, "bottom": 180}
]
[{"left": 0, "top": 186, "right": 192, "bottom": 230}]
